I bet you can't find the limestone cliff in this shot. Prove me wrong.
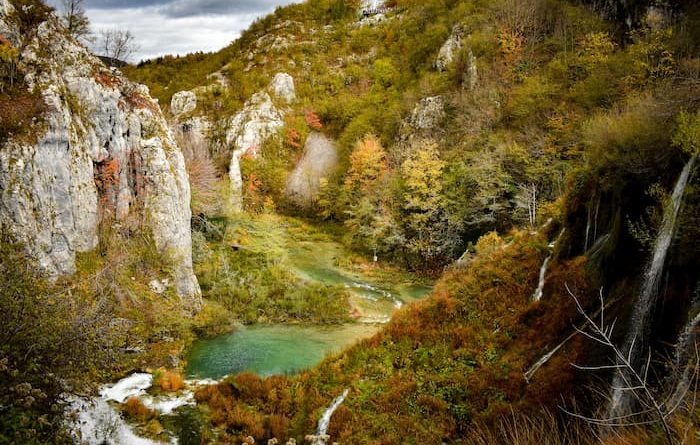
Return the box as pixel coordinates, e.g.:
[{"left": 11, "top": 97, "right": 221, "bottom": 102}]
[
  {"left": 0, "top": 6, "right": 201, "bottom": 310},
  {"left": 225, "top": 73, "right": 295, "bottom": 212}
]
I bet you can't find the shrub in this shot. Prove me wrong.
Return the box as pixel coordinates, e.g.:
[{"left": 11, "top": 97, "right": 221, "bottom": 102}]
[
  {"left": 153, "top": 368, "right": 185, "bottom": 392},
  {"left": 0, "top": 88, "right": 46, "bottom": 143},
  {"left": 0, "top": 235, "right": 122, "bottom": 444}
]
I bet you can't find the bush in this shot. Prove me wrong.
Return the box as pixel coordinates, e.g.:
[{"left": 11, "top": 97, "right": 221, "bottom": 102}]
[
  {"left": 0, "top": 235, "right": 121, "bottom": 444},
  {"left": 153, "top": 368, "right": 185, "bottom": 392}
]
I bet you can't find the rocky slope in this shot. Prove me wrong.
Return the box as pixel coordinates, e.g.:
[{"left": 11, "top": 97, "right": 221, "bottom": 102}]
[{"left": 0, "top": 2, "right": 201, "bottom": 310}]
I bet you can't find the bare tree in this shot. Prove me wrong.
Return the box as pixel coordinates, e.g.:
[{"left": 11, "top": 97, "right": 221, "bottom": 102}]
[
  {"left": 60, "top": 0, "right": 91, "bottom": 40},
  {"left": 562, "top": 286, "right": 700, "bottom": 445},
  {"left": 516, "top": 182, "right": 538, "bottom": 227},
  {"left": 97, "top": 28, "right": 139, "bottom": 65}
]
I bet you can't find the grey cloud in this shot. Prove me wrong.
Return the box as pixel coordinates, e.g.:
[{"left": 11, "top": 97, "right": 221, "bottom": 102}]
[
  {"left": 82, "top": 0, "right": 296, "bottom": 17},
  {"left": 163, "top": 0, "right": 296, "bottom": 18}
]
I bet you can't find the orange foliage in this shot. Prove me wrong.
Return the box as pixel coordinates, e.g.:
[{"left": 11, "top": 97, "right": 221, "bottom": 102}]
[
  {"left": 285, "top": 128, "right": 302, "bottom": 149},
  {"left": 124, "top": 397, "right": 155, "bottom": 422},
  {"left": 153, "top": 368, "right": 184, "bottom": 392},
  {"left": 304, "top": 109, "right": 323, "bottom": 130},
  {"left": 94, "top": 70, "right": 121, "bottom": 88}
]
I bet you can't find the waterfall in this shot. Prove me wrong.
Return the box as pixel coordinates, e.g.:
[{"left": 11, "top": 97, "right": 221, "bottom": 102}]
[
  {"left": 316, "top": 389, "right": 350, "bottom": 439},
  {"left": 531, "top": 229, "right": 564, "bottom": 302},
  {"left": 532, "top": 255, "right": 551, "bottom": 302},
  {"left": 66, "top": 373, "right": 205, "bottom": 445},
  {"left": 609, "top": 157, "right": 696, "bottom": 416},
  {"left": 667, "top": 288, "right": 700, "bottom": 410}
]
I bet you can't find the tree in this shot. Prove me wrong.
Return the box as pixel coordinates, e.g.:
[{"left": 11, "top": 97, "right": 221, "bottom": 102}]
[
  {"left": 340, "top": 135, "right": 399, "bottom": 255},
  {"left": 0, "top": 235, "right": 121, "bottom": 443},
  {"left": 0, "top": 36, "right": 19, "bottom": 92},
  {"left": 97, "top": 28, "right": 139, "bottom": 65},
  {"left": 398, "top": 142, "right": 458, "bottom": 268},
  {"left": 60, "top": 0, "right": 90, "bottom": 41}
]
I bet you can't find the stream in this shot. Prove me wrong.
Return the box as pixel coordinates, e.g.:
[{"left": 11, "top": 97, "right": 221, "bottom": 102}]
[
  {"left": 69, "top": 216, "right": 432, "bottom": 444},
  {"left": 187, "top": 215, "right": 432, "bottom": 379}
]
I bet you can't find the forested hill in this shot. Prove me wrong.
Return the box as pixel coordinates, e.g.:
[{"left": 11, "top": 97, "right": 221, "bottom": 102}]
[
  {"left": 118, "top": 0, "right": 700, "bottom": 443},
  {"left": 125, "top": 0, "right": 699, "bottom": 272}
]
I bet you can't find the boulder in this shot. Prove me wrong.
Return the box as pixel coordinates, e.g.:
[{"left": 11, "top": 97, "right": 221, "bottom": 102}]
[
  {"left": 170, "top": 90, "right": 197, "bottom": 116},
  {"left": 435, "top": 27, "right": 463, "bottom": 72},
  {"left": 409, "top": 96, "right": 445, "bottom": 130}
]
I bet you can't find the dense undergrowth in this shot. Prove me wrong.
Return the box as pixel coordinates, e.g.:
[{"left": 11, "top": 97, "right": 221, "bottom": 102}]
[{"left": 192, "top": 213, "right": 352, "bottom": 325}]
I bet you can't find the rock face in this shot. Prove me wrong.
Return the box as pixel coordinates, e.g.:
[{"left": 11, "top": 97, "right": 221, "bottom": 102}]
[
  {"left": 409, "top": 96, "right": 445, "bottom": 130},
  {"left": 269, "top": 72, "right": 296, "bottom": 104},
  {"left": 170, "top": 90, "right": 197, "bottom": 116},
  {"left": 226, "top": 73, "right": 295, "bottom": 211},
  {"left": 286, "top": 133, "right": 338, "bottom": 207},
  {"left": 462, "top": 49, "right": 478, "bottom": 90},
  {"left": 435, "top": 27, "right": 462, "bottom": 72},
  {"left": 0, "top": 14, "right": 201, "bottom": 310}
]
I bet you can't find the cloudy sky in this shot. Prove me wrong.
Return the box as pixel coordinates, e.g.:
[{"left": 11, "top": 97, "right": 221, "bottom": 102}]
[{"left": 48, "top": 0, "right": 300, "bottom": 61}]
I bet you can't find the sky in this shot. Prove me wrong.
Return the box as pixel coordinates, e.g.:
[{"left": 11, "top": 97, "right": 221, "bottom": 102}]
[{"left": 47, "top": 0, "right": 300, "bottom": 61}]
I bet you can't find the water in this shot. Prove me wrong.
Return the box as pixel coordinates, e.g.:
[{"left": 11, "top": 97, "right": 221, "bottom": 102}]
[
  {"left": 609, "top": 157, "right": 696, "bottom": 416},
  {"left": 187, "top": 324, "right": 380, "bottom": 379},
  {"left": 317, "top": 389, "right": 349, "bottom": 436},
  {"left": 67, "top": 373, "right": 196, "bottom": 445},
  {"left": 531, "top": 255, "right": 551, "bottom": 302},
  {"left": 531, "top": 230, "right": 564, "bottom": 302},
  {"left": 187, "top": 219, "right": 431, "bottom": 379},
  {"left": 67, "top": 396, "right": 169, "bottom": 445}
]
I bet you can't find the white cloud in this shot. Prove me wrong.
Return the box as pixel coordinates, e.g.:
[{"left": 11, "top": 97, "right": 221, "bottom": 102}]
[
  {"left": 87, "top": 7, "right": 257, "bottom": 61},
  {"left": 48, "top": 1, "right": 299, "bottom": 61}
]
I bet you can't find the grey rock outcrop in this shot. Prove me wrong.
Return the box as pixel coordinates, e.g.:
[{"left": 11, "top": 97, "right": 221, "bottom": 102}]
[
  {"left": 286, "top": 133, "right": 338, "bottom": 208},
  {"left": 435, "top": 27, "right": 462, "bottom": 72},
  {"left": 226, "top": 73, "right": 295, "bottom": 212},
  {"left": 0, "top": 14, "right": 201, "bottom": 310},
  {"left": 462, "top": 49, "right": 478, "bottom": 90},
  {"left": 269, "top": 72, "right": 296, "bottom": 104},
  {"left": 409, "top": 96, "right": 445, "bottom": 130},
  {"left": 170, "top": 90, "right": 197, "bottom": 116}
]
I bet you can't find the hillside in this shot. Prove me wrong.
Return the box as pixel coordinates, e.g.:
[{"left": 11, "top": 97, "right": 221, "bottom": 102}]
[
  {"left": 121, "top": 0, "right": 700, "bottom": 443},
  {"left": 0, "top": 0, "right": 698, "bottom": 443}
]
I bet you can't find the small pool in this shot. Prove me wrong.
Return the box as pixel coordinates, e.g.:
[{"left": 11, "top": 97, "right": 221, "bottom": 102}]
[{"left": 186, "top": 324, "right": 380, "bottom": 379}]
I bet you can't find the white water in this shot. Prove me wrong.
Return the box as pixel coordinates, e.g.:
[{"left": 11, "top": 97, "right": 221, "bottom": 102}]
[
  {"left": 532, "top": 255, "right": 551, "bottom": 302},
  {"left": 67, "top": 374, "right": 213, "bottom": 445},
  {"left": 531, "top": 230, "right": 564, "bottom": 302},
  {"left": 100, "top": 373, "right": 153, "bottom": 403},
  {"left": 66, "top": 396, "right": 168, "bottom": 445},
  {"left": 668, "top": 307, "right": 700, "bottom": 409},
  {"left": 316, "top": 388, "right": 350, "bottom": 438},
  {"left": 609, "top": 157, "right": 696, "bottom": 416}
]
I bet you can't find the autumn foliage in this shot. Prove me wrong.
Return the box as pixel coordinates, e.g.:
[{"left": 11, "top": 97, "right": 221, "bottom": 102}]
[
  {"left": 153, "top": 368, "right": 185, "bottom": 392},
  {"left": 304, "top": 109, "right": 323, "bottom": 130}
]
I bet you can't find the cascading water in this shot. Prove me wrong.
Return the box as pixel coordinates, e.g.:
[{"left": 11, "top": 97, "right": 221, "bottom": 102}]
[
  {"left": 608, "top": 157, "right": 696, "bottom": 416},
  {"left": 668, "top": 291, "right": 700, "bottom": 409},
  {"left": 532, "top": 256, "right": 551, "bottom": 302},
  {"left": 531, "top": 230, "right": 564, "bottom": 302},
  {"left": 66, "top": 373, "right": 205, "bottom": 445},
  {"left": 308, "top": 388, "right": 349, "bottom": 445}
]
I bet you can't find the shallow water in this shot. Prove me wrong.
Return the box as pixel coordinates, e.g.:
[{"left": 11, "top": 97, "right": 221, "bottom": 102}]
[
  {"left": 189, "top": 216, "right": 432, "bottom": 379},
  {"left": 187, "top": 324, "right": 380, "bottom": 379}
]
